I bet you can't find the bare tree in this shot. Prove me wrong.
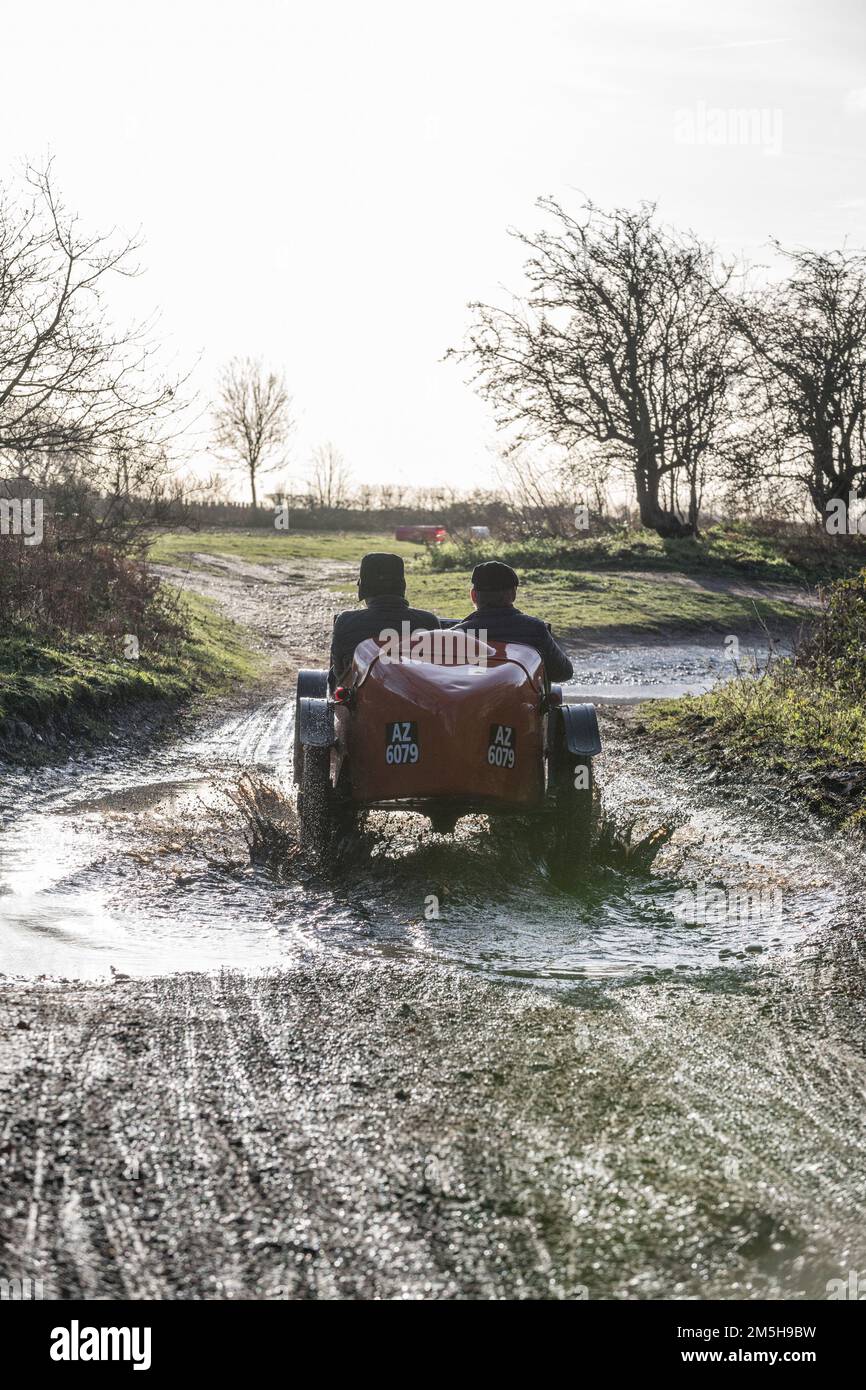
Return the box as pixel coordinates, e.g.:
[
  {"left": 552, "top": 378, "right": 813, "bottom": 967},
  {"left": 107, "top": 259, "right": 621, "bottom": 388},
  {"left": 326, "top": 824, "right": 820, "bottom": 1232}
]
[
  {"left": 194, "top": 470, "right": 233, "bottom": 504},
  {"left": 212, "top": 357, "right": 293, "bottom": 507},
  {"left": 493, "top": 449, "right": 571, "bottom": 536},
  {"left": 0, "top": 161, "right": 183, "bottom": 470},
  {"left": 454, "top": 198, "right": 737, "bottom": 538},
  {"left": 307, "top": 442, "right": 351, "bottom": 509},
  {"left": 375, "top": 481, "right": 407, "bottom": 509},
  {"left": 723, "top": 246, "right": 866, "bottom": 522},
  {"left": 0, "top": 162, "right": 194, "bottom": 554}
]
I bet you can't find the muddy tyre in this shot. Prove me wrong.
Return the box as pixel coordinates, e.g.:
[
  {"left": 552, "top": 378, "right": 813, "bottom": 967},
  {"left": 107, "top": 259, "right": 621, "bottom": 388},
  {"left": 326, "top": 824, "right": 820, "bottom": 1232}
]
[
  {"left": 298, "top": 745, "right": 332, "bottom": 860},
  {"left": 293, "top": 670, "right": 329, "bottom": 786},
  {"left": 552, "top": 753, "right": 594, "bottom": 876},
  {"left": 331, "top": 798, "right": 358, "bottom": 843}
]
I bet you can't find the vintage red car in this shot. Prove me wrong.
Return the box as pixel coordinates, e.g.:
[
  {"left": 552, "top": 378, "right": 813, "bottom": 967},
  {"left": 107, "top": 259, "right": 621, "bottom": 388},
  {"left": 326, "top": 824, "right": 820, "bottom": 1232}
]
[{"left": 293, "top": 628, "right": 601, "bottom": 870}]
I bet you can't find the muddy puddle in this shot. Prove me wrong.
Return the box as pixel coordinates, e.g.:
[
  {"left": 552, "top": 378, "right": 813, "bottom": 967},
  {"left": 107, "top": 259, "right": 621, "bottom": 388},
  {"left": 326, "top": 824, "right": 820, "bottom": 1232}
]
[
  {"left": 0, "top": 659, "right": 843, "bottom": 988},
  {"left": 0, "top": 703, "right": 296, "bottom": 979},
  {"left": 570, "top": 636, "right": 785, "bottom": 702}
]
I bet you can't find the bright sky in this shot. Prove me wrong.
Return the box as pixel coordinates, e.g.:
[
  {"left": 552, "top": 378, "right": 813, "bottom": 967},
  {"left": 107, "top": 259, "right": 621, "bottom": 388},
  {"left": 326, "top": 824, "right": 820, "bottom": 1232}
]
[{"left": 2, "top": 0, "right": 865, "bottom": 493}]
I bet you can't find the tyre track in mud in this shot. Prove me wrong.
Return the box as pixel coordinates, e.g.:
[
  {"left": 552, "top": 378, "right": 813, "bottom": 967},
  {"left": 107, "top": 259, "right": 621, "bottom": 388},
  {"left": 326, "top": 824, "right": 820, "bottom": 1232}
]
[
  {"left": 3, "top": 958, "right": 866, "bottom": 1298},
  {"left": 1, "top": 552, "right": 866, "bottom": 1299}
]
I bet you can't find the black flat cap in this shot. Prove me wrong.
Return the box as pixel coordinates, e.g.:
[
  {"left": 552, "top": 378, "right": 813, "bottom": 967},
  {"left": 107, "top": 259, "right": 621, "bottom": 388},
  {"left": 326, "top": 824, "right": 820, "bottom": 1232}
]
[
  {"left": 471, "top": 560, "right": 519, "bottom": 589},
  {"left": 358, "top": 551, "right": 406, "bottom": 597}
]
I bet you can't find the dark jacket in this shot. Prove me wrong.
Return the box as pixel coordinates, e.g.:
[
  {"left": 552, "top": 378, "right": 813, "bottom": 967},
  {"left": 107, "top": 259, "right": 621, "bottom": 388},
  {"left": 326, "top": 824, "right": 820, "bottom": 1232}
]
[
  {"left": 454, "top": 605, "right": 574, "bottom": 682},
  {"left": 329, "top": 594, "right": 440, "bottom": 685}
]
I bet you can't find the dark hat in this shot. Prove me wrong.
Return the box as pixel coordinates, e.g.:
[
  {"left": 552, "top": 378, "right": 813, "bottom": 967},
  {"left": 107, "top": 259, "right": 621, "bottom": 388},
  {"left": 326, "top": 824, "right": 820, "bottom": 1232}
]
[
  {"left": 471, "top": 560, "right": 519, "bottom": 590},
  {"left": 358, "top": 551, "right": 406, "bottom": 598}
]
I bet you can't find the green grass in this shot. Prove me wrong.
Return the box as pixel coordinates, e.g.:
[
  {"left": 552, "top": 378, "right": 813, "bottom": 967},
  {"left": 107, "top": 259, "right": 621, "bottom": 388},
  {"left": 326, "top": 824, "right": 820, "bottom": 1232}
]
[
  {"left": 152, "top": 526, "right": 808, "bottom": 637},
  {"left": 644, "top": 569, "right": 866, "bottom": 828},
  {"left": 328, "top": 566, "right": 804, "bottom": 636},
  {"left": 646, "top": 665, "right": 866, "bottom": 826},
  {"left": 650, "top": 674, "right": 866, "bottom": 766},
  {"left": 0, "top": 593, "right": 259, "bottom": 732},
  {"left": 169, "top": 589, "right": 261, "bottom": 687},
  {"left": 151, "top": 521, "right": 866, "bottom": 589},
  {"left": 425, "top": 525, "right": 866, "bottom": 584},
  {"left": 149, "top": 528, "right": 424, "bottom": 567}
]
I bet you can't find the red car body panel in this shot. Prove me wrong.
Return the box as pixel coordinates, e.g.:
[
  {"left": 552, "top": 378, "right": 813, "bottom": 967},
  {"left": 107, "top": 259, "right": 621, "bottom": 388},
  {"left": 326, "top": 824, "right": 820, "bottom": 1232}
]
[{"left": 334, "top": 638, "right": 547, "bottom": 807}]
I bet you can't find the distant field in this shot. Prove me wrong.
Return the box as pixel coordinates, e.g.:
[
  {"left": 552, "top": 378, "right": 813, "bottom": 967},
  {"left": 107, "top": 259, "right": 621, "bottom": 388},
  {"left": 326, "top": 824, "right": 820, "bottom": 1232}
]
[
  {"left": 149, "top": 529, "right": 423, "bottom": 567},
  {"left": 333, "top": 567, "right": 805, "bottom": 637},
  {"left": 427, "top": 526, "right": 866, "bottom": 584},
  {"left": 150, "top": 527, "right": 807, "bottom": 638}
]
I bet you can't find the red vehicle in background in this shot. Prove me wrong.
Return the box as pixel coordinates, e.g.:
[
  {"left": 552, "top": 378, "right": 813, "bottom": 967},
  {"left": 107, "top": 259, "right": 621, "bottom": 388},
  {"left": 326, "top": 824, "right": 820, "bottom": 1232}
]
[{"left": 394, "top": 524, "right": 448, "bottom": 544}]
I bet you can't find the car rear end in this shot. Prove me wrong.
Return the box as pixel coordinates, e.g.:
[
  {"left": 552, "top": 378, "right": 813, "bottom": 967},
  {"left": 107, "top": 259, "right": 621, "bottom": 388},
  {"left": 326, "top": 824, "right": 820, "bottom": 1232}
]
[{"left": 339, "top": 638, "right": 546, "bottom": 811}]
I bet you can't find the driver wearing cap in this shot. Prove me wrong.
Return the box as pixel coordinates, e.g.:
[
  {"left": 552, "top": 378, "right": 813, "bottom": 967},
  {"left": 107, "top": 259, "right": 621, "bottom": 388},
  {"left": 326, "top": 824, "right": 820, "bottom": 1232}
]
[
  {"left": 453, "top": 560, "right": 573, "bottom": 682},
  {"left": 329, "top": 552, "right": 439, "bottom": 687}
]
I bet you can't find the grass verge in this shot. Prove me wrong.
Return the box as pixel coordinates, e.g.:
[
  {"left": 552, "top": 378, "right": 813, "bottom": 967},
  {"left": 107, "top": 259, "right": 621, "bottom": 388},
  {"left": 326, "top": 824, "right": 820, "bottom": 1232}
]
[
  {"left": 645, "top": 572, "right": 866, "bottom": 827},
  {"left": 152, "top": 527, "right": 806, "bottom": 637},
  {"left": 0, "top": 590, "right": 259, "bottom": 740}
]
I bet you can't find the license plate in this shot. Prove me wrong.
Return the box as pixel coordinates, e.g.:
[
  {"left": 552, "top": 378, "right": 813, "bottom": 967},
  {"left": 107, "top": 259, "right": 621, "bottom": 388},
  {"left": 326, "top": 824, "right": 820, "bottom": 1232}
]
[
  {"left": 487, "top": 724, "right": 516, "bottom": 768},
  {"left": 385, "top": 720, "right": 420, "bottom": 765}
]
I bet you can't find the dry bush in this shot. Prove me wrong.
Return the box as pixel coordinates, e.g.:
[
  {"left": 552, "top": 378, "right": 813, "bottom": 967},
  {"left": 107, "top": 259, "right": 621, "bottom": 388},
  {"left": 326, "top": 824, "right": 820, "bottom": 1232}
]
[{"left": 0, "top": 526, "right": 186, "bottom": 649}]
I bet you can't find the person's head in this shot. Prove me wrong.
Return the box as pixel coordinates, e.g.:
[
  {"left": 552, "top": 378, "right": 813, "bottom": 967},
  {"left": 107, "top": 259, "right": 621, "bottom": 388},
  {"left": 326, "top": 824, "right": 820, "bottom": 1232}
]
[
  {"left": 358, "top": 552, "right": 406, "bottom": 603},
  {"left": 470, "top": 560, "right": 519, "bottom": 611}
]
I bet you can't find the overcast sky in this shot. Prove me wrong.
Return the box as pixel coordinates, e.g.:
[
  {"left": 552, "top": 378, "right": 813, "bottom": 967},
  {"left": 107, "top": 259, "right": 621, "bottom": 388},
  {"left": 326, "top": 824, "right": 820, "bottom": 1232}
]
[{"left": 2, "top": 0, "right": 865, "bottom": 492}]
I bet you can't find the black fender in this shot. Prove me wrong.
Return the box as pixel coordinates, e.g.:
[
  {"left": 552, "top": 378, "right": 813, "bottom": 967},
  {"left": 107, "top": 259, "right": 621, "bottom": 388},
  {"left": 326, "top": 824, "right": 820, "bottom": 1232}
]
[
  {"left": 293, "top": 670, "right": 329, "bottom": 784},
  {"left": 558, "top": 701, "right": 602, "bottom": 757},
  {"left": 298, "top": 696, "right": 335, "bottom": 748},
  {"left": 297, "top": 668, "right": 329, "bottom": 699}
]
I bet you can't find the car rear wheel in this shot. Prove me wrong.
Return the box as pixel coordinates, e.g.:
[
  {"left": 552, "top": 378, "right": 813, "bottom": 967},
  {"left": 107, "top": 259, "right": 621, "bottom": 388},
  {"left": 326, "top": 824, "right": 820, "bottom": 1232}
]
[
  {"left": 552, "top": 752, "right": 594, "bottom": 875},
  {"left": 293, "top": 670, "right": 329, "bottom": 786},
  {"left": 298, "top": 745, "right": 332, "bottom": 860},
  {"left": 331, "top": 798, "right": 358, "bottom": 842}
]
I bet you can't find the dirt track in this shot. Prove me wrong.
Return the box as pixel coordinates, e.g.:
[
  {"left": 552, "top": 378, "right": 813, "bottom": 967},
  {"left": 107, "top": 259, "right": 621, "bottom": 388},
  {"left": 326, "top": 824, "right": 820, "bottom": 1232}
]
[
  {"left": 2, "top": 553, "right": 866, "bottom": 1300},
  {"left": 4, "top": 952, "right": 866, "bottom": 1300}
]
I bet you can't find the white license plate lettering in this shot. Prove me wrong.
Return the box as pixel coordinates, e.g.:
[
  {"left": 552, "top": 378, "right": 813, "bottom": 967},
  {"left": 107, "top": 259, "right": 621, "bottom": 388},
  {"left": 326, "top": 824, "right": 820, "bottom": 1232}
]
[
  {"left": 487, "top": 724, "right": 516, "bottom": 768},
  {"left": 386, "top": 721, "right": 420, "bottom": 766}
]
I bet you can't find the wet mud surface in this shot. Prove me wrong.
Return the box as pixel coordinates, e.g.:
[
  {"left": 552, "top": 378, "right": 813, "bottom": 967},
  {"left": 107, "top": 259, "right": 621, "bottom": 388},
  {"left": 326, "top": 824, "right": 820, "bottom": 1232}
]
[{"left": 1, "top": 555, "right": 864, "bottom": 1299}]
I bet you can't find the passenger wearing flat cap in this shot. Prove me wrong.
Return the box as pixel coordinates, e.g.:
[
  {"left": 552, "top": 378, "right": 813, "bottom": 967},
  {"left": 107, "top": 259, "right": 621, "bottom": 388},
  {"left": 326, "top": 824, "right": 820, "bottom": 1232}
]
[
  {"left": 454, "top": 560, "right": 574, "bottom": 682},
  {"left": 328, "top": 552, "right": 440, "bottom": 687}
]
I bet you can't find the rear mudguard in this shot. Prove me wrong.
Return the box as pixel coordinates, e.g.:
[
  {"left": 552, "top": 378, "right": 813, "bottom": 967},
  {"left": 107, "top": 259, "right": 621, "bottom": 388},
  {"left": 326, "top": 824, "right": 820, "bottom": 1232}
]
[
  {"left": 298, "top": 696, "right": 335, "bottom": 747},
  {"left": 558, "top": 702, "right": 602, "bottom": 757},
  {"left": 297, "top": 669, "right": 329, "bottom": 700},
  {"left": 293, "top": 670, "right": 330, "bottom": 784}
]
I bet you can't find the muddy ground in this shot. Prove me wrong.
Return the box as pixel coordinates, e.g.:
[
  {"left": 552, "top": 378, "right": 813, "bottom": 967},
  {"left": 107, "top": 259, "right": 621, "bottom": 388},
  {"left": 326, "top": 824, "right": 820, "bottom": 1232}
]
[{"left": 1, "top": 555, "right": 865, "bottom": 1300}]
